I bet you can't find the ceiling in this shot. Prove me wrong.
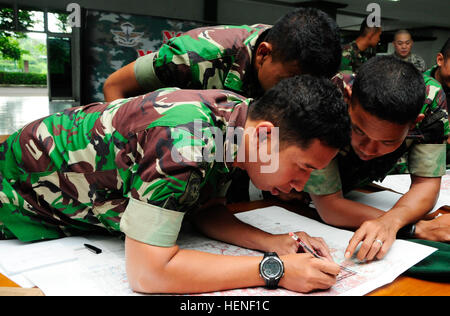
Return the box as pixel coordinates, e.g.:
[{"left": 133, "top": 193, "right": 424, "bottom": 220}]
[{"left": 262, "top": 0, "right": 450, "bottom": 30}]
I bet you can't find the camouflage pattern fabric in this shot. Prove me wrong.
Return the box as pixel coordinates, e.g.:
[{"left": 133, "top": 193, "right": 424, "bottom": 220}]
[
  {"left": 82, "top": 9, "right": 204, "bottom": 103},
  {"left": 134, "top": 24, "right": 271, "bottom": 98},
  {"left": 339, "top": 41, "right": 375, "bottom": 74},
  {"left": 0, "top": 88, "right": 251, "bottom": 245},
  {"left": 392, "top": 53, "right": 427, "bottom": 73},
  {"left": 424, "top": 65, "right": 450, "bottom": 168},
  {"left": 304, "top": 73, "right": 449, "bottom": 195}
]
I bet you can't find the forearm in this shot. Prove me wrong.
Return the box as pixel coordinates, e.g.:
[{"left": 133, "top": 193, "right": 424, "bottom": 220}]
[
  {"left": 103, "top": 61, "right": 144, "bottom": 102},
  {"left": 192, "top": 204, "right": 273, "bottom": 252},
  {"left": 125, "top": 237, "right": 263, "bottom": 294},
  {"left": 311, "top": 192, "right": 385, "bottom": 229},
  {"left": 384, "top": 176, "right": 441, "bottom": 229}
]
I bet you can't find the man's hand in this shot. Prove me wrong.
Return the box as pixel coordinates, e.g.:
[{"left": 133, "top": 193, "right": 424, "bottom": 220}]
[
  {"left": 264, "top": 231, "right": 334, "bottom": 261},
  {"left": 415, "top": 214, "right": 450, "bottom": 242},
  {"left": 345, "top": 215, "right": 400, "bottom": 261},
  {"left": 280, "top": 253, "right": 340, "bottom": 293}
]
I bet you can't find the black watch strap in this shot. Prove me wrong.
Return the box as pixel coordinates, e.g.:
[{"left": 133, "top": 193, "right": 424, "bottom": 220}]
[{"left": 397, "top": 223, "right": 416, "bottom": 239}]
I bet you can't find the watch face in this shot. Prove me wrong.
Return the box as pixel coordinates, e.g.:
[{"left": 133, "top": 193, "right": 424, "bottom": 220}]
[{"left": 263, "top": 258, "right": 282, "bottom": 278}]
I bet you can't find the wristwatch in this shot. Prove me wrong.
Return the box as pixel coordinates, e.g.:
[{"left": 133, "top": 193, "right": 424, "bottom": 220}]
[
  {"left": 259, "top": 252, "right": 284, "bottom": 289},
  {"left": 397, "top": 223, "right": 416, "bottom": 239}
]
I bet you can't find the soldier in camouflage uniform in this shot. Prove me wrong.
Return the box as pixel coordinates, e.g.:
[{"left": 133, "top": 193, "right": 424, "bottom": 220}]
[
  {"left": 340, "top": 16, "right": 381, "bottom": 74},
  {"left": 103, "top": 7, "right": 342, "bottom": 101},
  {"left": 392, "top": 30, "right": 427, "bottom": 72},
  {"left": 424, "top": 38, "right": 450, "bottom": 169},
  {"left": 0, "top": 76, "right": 351, "bottom": 294},
  {"left": 304, "top": 56, "right": 449, "bottom": 262}
]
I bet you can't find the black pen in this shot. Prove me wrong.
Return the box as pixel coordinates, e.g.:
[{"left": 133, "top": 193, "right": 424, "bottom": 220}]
[{"left": 84, "top": 243, "right": 102, "bottom": 254}]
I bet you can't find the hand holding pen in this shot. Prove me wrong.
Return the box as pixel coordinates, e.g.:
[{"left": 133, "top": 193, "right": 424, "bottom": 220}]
[
  {"left": 289, "top": 232, "right": 357, "bottom": 277},
  {"left": 288, "top": 232, "right": 335, "bottom": 262}
]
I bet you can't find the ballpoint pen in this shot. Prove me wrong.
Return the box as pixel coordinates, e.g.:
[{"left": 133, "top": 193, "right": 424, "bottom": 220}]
[{"left": 289, "top": 232, "right": 357, "bottom": 275}]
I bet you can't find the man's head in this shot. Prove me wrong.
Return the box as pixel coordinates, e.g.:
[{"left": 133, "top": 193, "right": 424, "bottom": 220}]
[
  {"left": 349, "top": 55, "right": 425, "bottom": 161},
  {"left": 436, "top": 38, "right": 450, "bottom": 90},
  {"left": 241, "top": 75, "right": 350, "bottom": 195},
  {"left": 254, "top": 8, "right": 342, "bottom": 91},
  {"left": 393, "top": 30, "right": 414, "bottom": 58},
  {"left": 359, "top": 15, "right": 382, "bottom": 48}
]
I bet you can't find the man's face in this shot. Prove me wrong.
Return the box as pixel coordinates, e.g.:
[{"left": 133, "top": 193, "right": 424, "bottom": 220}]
[
  {"left": 437, "top": 54, "right": 450, "bottom": 90},
  {"left": 393, "top": 33, "right": 413, "bottom": 58},
  {"left": 369, "top": 29, "right": 382, "bottom": 48},
  {"left": 348, "top": 100, "right": 411, "bottom": 161},
  {"left": 247, "top": 139, "right": 338, "bottom": 195}
]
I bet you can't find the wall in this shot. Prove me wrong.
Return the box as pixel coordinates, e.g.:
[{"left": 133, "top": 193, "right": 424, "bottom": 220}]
[{"left": 387, "top": 28, "right": 450, "bottom": 69}]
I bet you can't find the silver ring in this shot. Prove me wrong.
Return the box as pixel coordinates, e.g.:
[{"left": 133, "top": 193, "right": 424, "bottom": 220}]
[{"left": 374, "top": 239, "right": 383, "bottom": 247}]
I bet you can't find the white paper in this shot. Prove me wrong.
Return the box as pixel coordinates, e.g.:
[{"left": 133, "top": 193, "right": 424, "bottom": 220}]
[
  {"left": 0, "top": 237, "right": 81, "bottom": 275},
  {"left": 1, "top": 207, "right": 437, "bottom": 296},
  {"left": 373, "top": 173, "right": 450, "bottom": 212}
]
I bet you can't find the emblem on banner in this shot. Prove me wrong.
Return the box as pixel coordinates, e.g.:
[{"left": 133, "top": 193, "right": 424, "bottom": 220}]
[{"left": 111, "top": 22, "right": 143, "bottom": 47}]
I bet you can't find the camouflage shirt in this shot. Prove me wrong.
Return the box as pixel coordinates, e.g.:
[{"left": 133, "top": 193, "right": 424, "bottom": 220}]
[
  {"left": 425, "top": 65, "right": 450, "bottom": 103},
  {"left": 340, "top": 41, "right": 375, "bottom": 74},
  {"left": 0, "top": 89, "right": 251, "bottom": 245},
  {"left": 134, "top": 24, "right": 271, "bottom": 98},
  {"left": 304, "top": 73, "right": 449, "bottom": 195},
  {"left": 392, "top": 52, "right": 427, "bottom": 73}
]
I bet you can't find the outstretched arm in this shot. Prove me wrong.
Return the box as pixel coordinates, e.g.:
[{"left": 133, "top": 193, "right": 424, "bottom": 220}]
[
  {"left": 125, "top": 236, "right": 340, "bottom": 294},
  {"left": 311, "top": 175, "right": 441, "bottom": 261},
  {"left": 103, "top": 61, "right": 146, "bottom": 101},
  {"left": 191, "top": 203, "right": 334, "bottom": 260}
]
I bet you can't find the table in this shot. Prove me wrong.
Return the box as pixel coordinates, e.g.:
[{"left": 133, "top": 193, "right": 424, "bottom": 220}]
[{"left": 1, "top": 199, "right": 449, "bottom": 295}]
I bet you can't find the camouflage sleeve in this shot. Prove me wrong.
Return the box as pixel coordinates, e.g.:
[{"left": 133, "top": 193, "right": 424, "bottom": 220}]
[
  {"left": 119, "top": 125, "right": 212, "bottom": 247},
  {"left": 303, "top": 159, "right": 342, "bottom": 195},
  {"left": 340, "top": 45, "right": 353, "bottom": 73},
  {"left": 421, "top": 76, "right": 449, "bottom": 141},
  {"left": 415, "top": 55, "right": 427, "bottom": 73},
  {"left": 134, "top": 52, "right": 165, "bottom": 91},
  {"left": 408, "top": 144, "right": 446, "bottom": 177}
]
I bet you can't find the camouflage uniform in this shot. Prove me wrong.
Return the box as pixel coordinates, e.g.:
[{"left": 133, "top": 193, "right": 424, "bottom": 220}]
[
  {"left": 392, "top": 52, "right": 427, "bottom": 73},
  {"left": 0, "top": 88, "right": 252, "bottom": 245},
  {"left": 134, "top": 24, "right": 271, "bottom": 98},
  {"left": 304, "top": 73, "right": 449, "bottom": 195},
  {"left": 425, "top": 65, "right": 450, "bottom": 105},
  {"left": 425, "top": 65, "right": 450, "bottom": 168},
  {"left": 340, "top": 41, "right": 375, "bottom": 74}
]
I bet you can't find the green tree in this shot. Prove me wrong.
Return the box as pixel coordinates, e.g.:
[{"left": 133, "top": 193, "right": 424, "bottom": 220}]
[{"left": 0, "top": 8, "right": 33, "bottom": 61}]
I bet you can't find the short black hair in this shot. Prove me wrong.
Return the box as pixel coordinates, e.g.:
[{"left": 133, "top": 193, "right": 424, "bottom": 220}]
[
  {"left": 248, "top": 75, "right": 350, "bottom": 149},
  {"left": 266, "top": 8, "right": 342, "bottom": 79},
  {"left": 440, "top": 38, "right": 450, "bottom": 59},
  {"left": 359, "top": 14, "right": 382, "bottom": 36},
  {"left": 352, "top": 55, "right": 425, "bottom": 125}
]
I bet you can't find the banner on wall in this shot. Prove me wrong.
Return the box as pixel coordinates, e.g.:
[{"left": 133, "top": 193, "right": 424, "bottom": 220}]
[{"left": 82, "top": 9, "right": 204, "bottom": 103}]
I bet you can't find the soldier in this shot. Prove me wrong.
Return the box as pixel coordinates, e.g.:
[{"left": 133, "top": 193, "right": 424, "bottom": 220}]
[
  {"left": 391, "top": 30, "right": 427, "bottom": 72},
  {"left": 304, "top": 56, "right": 449, "bottom": 262},
  {"left": 424, "top": 38, "right": 450, "bottom": 112},
  {"left": 0, "top": 76, "right": 351, "bottom": 294},
  {"left": 416, "top": 38, "right": 450, "bottom": 242},
  {"left": 339, "top": 15, "right": 382, "bottom": 74},
  {"left": 103, "top": 8, "right": 342, "bottom": 101}
]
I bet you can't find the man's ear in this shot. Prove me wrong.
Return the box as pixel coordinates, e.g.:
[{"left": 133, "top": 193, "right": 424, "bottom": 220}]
[
  {"left": 254, "top": 42, "right": 272, "bottom": 69},
  {"left": 411, "top": 113, "right": 425, "bottom": 129},
  {"left": 344, "top": 85, "right": 352, "bottom": 104},
  {"left": 437, "top": 53, "right": 445, "bottom": 67},
  {"left": 255, "top": 121, "right": 275, "bottom": 143}
]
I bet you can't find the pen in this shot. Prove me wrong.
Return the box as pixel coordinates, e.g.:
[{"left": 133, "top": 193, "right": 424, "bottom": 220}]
[
  {"left": 289, "top": 232, "right": 357, "bottom": 274},
  {"left": 84, "top": 243, "right": 102, "bottom": 254},
  {"left": 289, "top": 232, "right": 321, "bottom": 258}
]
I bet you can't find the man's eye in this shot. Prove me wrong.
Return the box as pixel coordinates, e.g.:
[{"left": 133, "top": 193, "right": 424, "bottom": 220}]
[{"left": 352, "top": 125, "right": 364, "bottom": 135}]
